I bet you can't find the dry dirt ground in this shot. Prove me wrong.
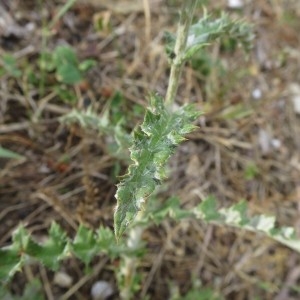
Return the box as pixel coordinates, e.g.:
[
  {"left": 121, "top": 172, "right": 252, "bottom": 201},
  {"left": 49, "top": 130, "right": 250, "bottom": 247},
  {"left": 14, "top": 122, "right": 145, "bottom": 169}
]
[{"left": 1, "top": 0, "right": 300, "bottom": 299}]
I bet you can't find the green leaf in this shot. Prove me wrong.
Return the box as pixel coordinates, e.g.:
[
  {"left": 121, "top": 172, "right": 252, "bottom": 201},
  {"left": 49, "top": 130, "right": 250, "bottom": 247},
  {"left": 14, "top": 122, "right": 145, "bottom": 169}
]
[
  {"left": 0, "top": 147, "right": 24, "bottom": 159},
  {"left": 12, "top": 226, "right": 30, "bottom": 250},
  {"left": 198, "top": 196, "right": 221, "bottom": 221},
  {"left": 96, "top": 227, "right": 121, "bottom": 257},
  {"left": 219, "top": 201, "right": 249, "bottom": 226},
  {"left": 0, "top": 226, "right": 31, "bottom": 282},
  {"left": 72, "top": 225, "right": 99, "bottom": 265},
  {"left": 61, "top": 106, "right": 132, "bottom": 159},
  {"left": 165, "top": 13, "right": 254, "bottom": 63},
  {"left": 26, "top": 223, "right": 69, "bottom": 270},
  {"left": 38, "top": 52, "right": 55, "bottom": 72},
  {"left": 244, "top": 163, "right": 259, "bottom": 180},
  {"left": 114, "top": 94, "right": 201, "bottom": 238},
  {"left": 55, "top": 86, "right": 77, "bottom": 103},
  {"left": 196, "top": 198, "right": 300, "bottom": 253},
  {"left": 56, "top": 64, "right": 82, "bottom": 84},
  {"left": 0, "top": 249, "right": 22, "bottom": 282},
  {"left": 0, "top": 222, "right": 122, "bottom": 281},
  {"left": 52, "top": 46, "right": 83, "bottom": 84},
  {"left": 0, "top": 54, "right": 22, "bottom": 77},
  {"left": 184, "top": 13, "right": 254, "bottom": 60},
  {"left": 147, "top": 196, "right": 300, "bottom": 254},
  {"left": 145, "top": 196, "right": 192, "bottom": 225},
  {"left": 53, "top": 46, "right": 78, "bottom": 66},
  {"left": 79, "top": 59, "right": 96, "bottom": 72}
]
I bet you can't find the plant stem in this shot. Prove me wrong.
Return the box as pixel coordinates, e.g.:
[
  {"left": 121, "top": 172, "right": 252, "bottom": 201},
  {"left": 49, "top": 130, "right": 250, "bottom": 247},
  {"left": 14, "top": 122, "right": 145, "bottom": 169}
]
[
  {"left": 119, "top": 223, "right": 143, "bottom": 300},
  {"left": 165, "top": 0, "right": 198, "bottom": 106},
  {"left": 118, "top": 2, "right": 198, "bottom": 299}
]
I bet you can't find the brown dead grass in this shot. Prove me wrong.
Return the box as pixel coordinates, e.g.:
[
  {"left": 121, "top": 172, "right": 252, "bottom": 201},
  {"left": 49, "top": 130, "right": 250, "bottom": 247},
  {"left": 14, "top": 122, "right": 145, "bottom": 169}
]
[{"left": 1, "top": 0, "right": 300, "bottom": 299}]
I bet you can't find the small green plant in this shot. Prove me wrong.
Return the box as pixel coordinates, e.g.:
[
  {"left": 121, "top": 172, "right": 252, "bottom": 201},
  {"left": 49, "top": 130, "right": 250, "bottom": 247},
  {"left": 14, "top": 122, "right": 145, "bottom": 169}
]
[
  {"left": 2, "top": 1, "right": 300, "bottom": 299},
  {"left": 37, "top": 45, "right": 96, "bottom": 103},
  {"left": 0, "top": 46, "right": 95, "bottom": 104},
  {"left": 39, "top": 45, "right": 96, "bottom": 85}
]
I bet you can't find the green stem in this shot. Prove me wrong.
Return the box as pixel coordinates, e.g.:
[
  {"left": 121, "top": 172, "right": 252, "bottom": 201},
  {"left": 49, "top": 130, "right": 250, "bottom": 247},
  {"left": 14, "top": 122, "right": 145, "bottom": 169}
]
[
  {"left": 119, "top": 222, "right": 144, "bottom": 300},
  {"left": 165, "top": 0, "right": 198, "bottom": 106},
  {"left": 118, "top": 2, "right": 198, "bottom": 299}
]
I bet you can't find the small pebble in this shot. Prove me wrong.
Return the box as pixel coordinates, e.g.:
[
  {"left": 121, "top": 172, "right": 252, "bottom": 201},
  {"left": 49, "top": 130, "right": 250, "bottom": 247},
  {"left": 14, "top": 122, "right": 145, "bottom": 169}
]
[
  {"left": 252, "top": 88, "right": 262, "bottom": 100},
  {"left": 91, "top": 281, "right": 113, "bottom": 300},
  {"left": 53, "top": 271, "right": 73, "bottom": 288},
  {"left": 227, "top": 0, "right": 244, "bottom": 9},
  {"left": 271, "top": 139, "right": 281, "bottom": 149}
]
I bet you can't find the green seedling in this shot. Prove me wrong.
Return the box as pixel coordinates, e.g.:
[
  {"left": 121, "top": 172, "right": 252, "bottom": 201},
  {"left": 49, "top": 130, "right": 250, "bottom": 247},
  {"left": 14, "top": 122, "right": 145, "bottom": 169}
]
[{"left": 39, "top": 45, "right": 96, "bottom": 85}]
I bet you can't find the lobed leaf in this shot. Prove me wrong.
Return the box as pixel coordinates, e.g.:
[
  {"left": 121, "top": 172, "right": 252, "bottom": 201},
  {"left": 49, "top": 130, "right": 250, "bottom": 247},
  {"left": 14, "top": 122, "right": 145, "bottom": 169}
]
[
  {"left": 61, "top": 106, "right": 131, "bottom": 160},
  {"left": 0, "top": 248, "right": 22, "bottom": 281},
  {"left": 114, "top": 94, "right": 201, "bottom": 238},
  {"left": 0, "top": 223, "right": 127, "bottom": 283},
  {"left": 165, "top": 13, "right": 254, "bottom": 63},
  {"left": 72, "top": 225, "right": 99, "bottom": 265},
  {"left": 146, "top": 196, "right": 300, "bottom": 253}
]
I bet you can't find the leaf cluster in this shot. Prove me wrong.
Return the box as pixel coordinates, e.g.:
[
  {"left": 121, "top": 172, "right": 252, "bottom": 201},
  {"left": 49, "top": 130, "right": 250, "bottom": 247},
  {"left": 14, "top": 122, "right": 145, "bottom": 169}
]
[{"left": 0, "top": 223, "right": 138, "bottom": 283}]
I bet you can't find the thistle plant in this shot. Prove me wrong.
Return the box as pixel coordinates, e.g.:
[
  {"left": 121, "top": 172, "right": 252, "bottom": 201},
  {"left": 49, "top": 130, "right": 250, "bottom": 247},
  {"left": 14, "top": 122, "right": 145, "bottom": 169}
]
[
  {"left": 2, "top": 1, "right": 300, "bottom": 299},
  {"left": 113, "top": 1, "right": 256, "bottom": 239}
]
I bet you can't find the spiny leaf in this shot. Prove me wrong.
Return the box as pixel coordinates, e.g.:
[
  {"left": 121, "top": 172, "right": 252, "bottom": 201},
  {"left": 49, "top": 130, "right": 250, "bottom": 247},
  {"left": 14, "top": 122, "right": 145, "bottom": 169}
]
[
  {"left": 185, "top": 13, "right": 254, "bottom": 58},
  {"left": 0, "top": 248, "right": 22, "bottom": 281},
  {"left": 73, "top": 225, "right": 99, "bottom": 265},
  {"left": 25, "top": 223, "right": 70, "bottom": 270},
  {"left": 0, "top": 223, "right": 122, "bottom": 282},
  {"left": 146, "top": 196, "right": 300, "bottom": 254},
  {"left": 165, "top": 13, "right": 254, "bottom": 63},
  {"left": 61, "top": 106, "right": 131, "bottom": 159},
  {"left": 114, "top": 94, "right": 201, "bottom": 238}
]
